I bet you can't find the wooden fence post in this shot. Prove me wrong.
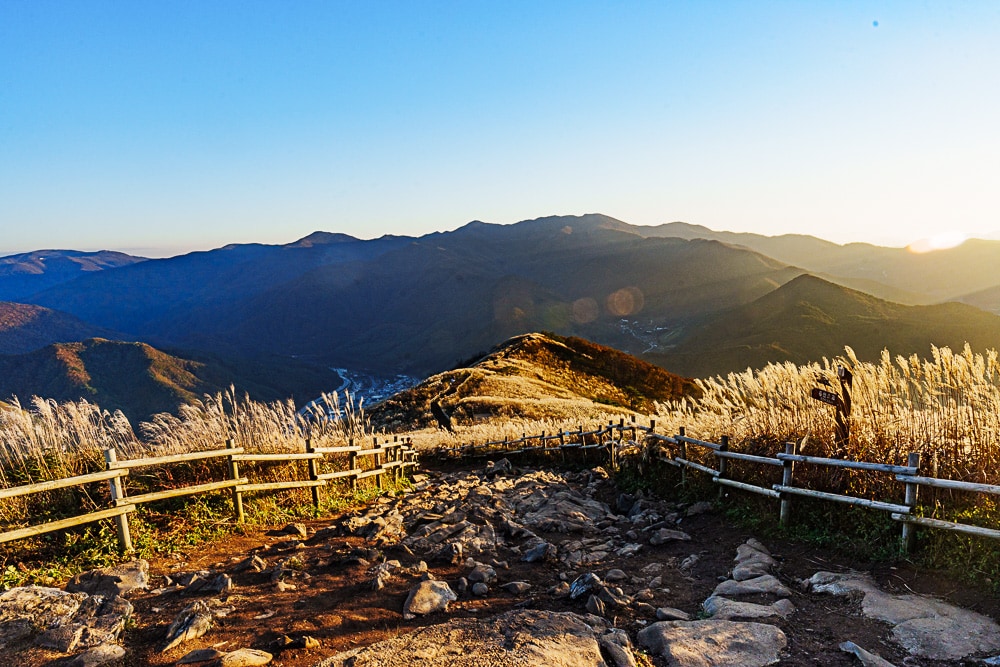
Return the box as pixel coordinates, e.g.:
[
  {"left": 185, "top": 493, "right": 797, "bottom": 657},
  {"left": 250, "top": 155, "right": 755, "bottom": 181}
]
[
  {"left": 779, "top": 440, "right": 797, "bottom": 526},
  {"left": 717, "top": 435, "right": 729, "bottom": 500},
  {"left": 226, "top": 438, "right": 245, "bottom": 523},
  {"left": 306, "top": 438, "right": 321, "bottom": 510},
  {"left": 678, "top": 426, "right": 687, "bottom": 488},
  {"left": 393, "top": 436, "right": 401, "bottom": 482},
  {"left": 374, "top": 437, "right": 383, "bottom": 492},
  {"left": 104, "top": 448, "right": 133, "bottom": 553},
  {"left": 348, "top": 438, "right": 358, "bottom": 492},
  {"left": 901, "top": 452, "right": 921, "bottom": 554}
]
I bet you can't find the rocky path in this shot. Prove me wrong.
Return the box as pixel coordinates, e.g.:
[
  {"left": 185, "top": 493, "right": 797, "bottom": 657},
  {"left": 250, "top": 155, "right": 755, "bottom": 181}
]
[{"left": 3, "top": 461, "right": 1000, "bottom": 666}]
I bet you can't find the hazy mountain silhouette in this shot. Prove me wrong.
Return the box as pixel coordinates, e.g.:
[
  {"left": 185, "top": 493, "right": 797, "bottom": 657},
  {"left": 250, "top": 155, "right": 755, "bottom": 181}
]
[
  {"left": 23, "top": 215, "right": 801, "bottom": 375},
  {"left": 0, "top": 250, "right": 146, "bottom": 302},
  {"left": 654, "top": 274, "right": 1000, "bottom": 377},
  {"left": 0, "top": 338, "right": 341, "bottom": 424},
  {"left": 6, "top": 215, "right": 1000, "bottom": 389},
  {"left": 0, "top": 301, "right": 123, "bottom": 354},
  {"left": 642, "top": 222, "right": 1000, "bottom": 305}
]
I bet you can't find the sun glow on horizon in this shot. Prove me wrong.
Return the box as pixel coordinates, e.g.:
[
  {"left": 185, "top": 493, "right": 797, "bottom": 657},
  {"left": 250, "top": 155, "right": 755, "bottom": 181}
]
[{"left": 907, "top": 232, "right": 968, "bottom": 254}]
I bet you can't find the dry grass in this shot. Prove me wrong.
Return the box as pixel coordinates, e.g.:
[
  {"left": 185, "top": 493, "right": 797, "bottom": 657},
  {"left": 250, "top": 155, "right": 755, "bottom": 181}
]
[
  {"left": 0, "top": 388, "right": 374, "bottom": 529},
  {"left": 656, "top": 344, "right": 1000, "bottom": 485}
]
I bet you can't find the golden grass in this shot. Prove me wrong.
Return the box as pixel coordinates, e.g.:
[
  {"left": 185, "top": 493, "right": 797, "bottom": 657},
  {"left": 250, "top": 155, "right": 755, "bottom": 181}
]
[{"left": 656, "top": 344, "right": 1000, "bottom": 485}]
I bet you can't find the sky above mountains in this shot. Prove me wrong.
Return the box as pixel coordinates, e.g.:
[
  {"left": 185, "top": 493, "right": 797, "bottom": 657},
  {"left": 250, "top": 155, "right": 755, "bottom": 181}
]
[{"left": 2, "top": 2, "right": 999, "bottom": 257}]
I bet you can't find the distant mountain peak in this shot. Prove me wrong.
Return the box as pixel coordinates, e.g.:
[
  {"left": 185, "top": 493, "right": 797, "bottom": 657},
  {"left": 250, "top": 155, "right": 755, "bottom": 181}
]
[{"left": 288, "top": 231, "right": 360, "bottom": 247}]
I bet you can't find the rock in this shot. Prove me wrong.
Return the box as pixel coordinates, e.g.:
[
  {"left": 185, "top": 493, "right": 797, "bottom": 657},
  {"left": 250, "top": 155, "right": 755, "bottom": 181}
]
[
  {"left": 604, "top": 569, "right": 628, "bottom": 583},
  {"left": 281, "top": 522, "right": 309, "bottom": 539},
  {"left": 616, "top": 494, "right": 636, "bottom": 515},
  {"left": 598, "top": 635, "right": 638, "bottom": 667},
  {"left": 315, "top": 609, "right": 608, "bottom": 666},
  {"left": 220, "top": 648, "right": 274, "bottom": 666},
  {"left": 522, "top": 541, "right": 557, "bottom": 563},
  {"left": 484, "top": 458, "right": 512, "bottom": 478},
  {"left": 656, "top": 607, "right": 691, "bottom": 621},
  {"left": 66, "top": 560, "right": 149, "bottom": 598},
  {"left": 233, "top": 555, "right": 267, "bottom": 573},
  {"left": 614, "top": 543, "right": 642, "bottom": 558},
  {"left": 0, "top": 586, "right": 133, "bottom": 653},
  {"left": 638, "top": 619, "right": 786, "bottom": 667},
  {"left": 713, "top": 575, "right": 791, "bottom": 598},
  {"left": 178, "top": 648, "right": 227, "bottom": 664},
  {"left": 472, "top": 582, "right": 489, "bottom": 596},
  {"left": 162, "top": 600, "right": 213, "bottom": 652},
  {"left": 569, "top": 573, "right": 602, "bottom": 600},
  {"left": 702, "top": 596, "right": 795, "bottom": 621},
  {"left": 839, "top": 641, "right": 899, "bottom": 667},
  {"left": 732, "top": 541, "right": 777, "bottom": 581},
  {"left": 468, "top": 563, "right": 497, "bottom": 585},
  {"left": 649, "top": 528, "right": 692, "bottom": 545},
  {"left": 502, "top": 581, "right": 531, "bottom": 594},
  {"left": 550, "top": 582, "right": 571, "bottom": 597},
  {"left": 0, "top": 586, "right": 87, "bottom": 648},
  {"left": 806, "top": 571, "right": 1000, "bottom": 661},
  {"left": 402, "top": 580, "right": 457, "bottom": 620},
  {"left": 585, "top": 595, "right": 606, "bottom": 617},
  {"left": 679, "top": 554, "right": 700, "bottom": 573},
  {"left": 36, "top": 594, "right": 133, "bottom": 652},
  {"left": 685, "top": 501, "right": 713, "bottom": 516},
  {"left": 65, "top": 643, "right": 127, "bottom": 667}
]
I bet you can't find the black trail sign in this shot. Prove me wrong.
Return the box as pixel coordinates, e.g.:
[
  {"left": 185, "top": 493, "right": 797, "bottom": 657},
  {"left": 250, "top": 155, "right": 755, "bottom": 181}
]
[{"left": 811, "top": 387, "right": 842, "bottom": 407}]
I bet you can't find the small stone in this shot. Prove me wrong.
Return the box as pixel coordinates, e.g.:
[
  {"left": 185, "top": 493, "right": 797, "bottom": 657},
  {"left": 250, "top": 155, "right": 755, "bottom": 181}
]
[
  {"left": 501, "top": 581, "right": 532, "bottom": 595},
  {"left": 649, "top": 528, "right": 691, "bottom": 546},
  {"left": 604, "top": 569, "right": 628, "bottom": 583},
  {"left": 162, "top": 600, "right": 213, "bottom": 652},
  {"left": 472, "top": 582, "right": 489, "bottom": 596},
  {"left": 281, "top": 523, "right": 309, "bottom": 539},
  {"left": 65, "top": 644, "right": 128, "bottom": 667},
  {"left": 402, "top": 580, "right": 457, "bottom": 619},
  {"left": 569, "top": 573, "right": 602, "bottom": 600},
  {"left": 586, "top": 594, "right": 607, "bottom": 617},
  {"left": 219, "top": 648, "right": 273, "bottom": 666},
  {"left": 178, "top": 648, "right": 227, "bottom": 664},
  {"left": 549, "top": 582, "right": 571, "bottom": 597},
  {"left": 468, "top": 563, "right": 497, "bottom": 585}
]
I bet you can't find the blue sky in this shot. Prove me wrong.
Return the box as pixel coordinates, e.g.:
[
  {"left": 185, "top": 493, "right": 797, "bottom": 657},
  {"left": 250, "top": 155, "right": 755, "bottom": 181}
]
[{"left": 2, "top": 1, "right": 999, "bottom": 256}]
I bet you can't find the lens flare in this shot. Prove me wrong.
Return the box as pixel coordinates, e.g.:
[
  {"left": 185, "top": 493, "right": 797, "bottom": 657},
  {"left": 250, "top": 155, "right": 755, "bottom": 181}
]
[{"left": 907, "top": 232, "right": 967, "bottom": 254}]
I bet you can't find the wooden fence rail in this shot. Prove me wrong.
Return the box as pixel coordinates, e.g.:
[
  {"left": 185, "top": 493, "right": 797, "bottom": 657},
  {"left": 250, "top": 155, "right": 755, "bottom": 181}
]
[
  {"left": 426, "top": 417, "right": 1000, "bottom": 553},
  {"left": 0, "top": 436, "right": 418, "bottom": 553}
]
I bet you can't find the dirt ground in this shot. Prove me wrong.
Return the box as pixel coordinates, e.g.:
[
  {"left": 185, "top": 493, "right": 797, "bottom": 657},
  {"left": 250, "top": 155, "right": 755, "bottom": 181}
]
[{"left": 16, "top": 466, "right": 1000, "bottom": 667}]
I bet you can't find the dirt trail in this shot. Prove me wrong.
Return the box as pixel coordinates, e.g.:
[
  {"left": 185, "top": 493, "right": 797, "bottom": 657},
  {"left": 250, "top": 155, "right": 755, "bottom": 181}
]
[{"left": 14, "top": 463, "right": 1000, "bottom": 667}]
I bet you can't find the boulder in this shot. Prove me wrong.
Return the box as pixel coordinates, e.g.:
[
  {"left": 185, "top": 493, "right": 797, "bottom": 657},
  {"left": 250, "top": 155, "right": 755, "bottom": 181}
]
[
  {"left": 806, "top": 571, "right": 1000, "bottom": 661},
  {"left": 649, "top": 528, "right": 691, "bottom": 545},
  {"left": 315, "top": 609, "right": 609, "bottom": 666},
  {"left": 163, "top": 600, "right": 213, "bottom": 652},
  {"left": 638, "top": 619, "right": 786, "bottom": 667},
  {"left": 712, "top": 575, "right": 791, "bottom": 598},
  {"left": 0, "top": 586, "right": 132, "bottom": 653},
  {"left": 702, "top": 596, "right": 795, "bottom": 621},
  {"left": 839, "top": 641, "right": 898, "bottom": 667},
  {"left": 66, "top": 559, "right": 149, "bottom": 598},
  {"left": 402, "top": 580, "right": 457, "bottom": 620}
]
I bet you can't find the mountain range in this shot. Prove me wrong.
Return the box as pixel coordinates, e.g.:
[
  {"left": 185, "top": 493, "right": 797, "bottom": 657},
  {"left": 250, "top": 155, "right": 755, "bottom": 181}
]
[
  {"left": 371, "top": 332, "right": 698, "bottom": 432},
  {"left": 0, "top": 338, "right": 340, "bottom": 424},
  {"left": 3, "top": 214, "right": 1000, "bottom": 420}
]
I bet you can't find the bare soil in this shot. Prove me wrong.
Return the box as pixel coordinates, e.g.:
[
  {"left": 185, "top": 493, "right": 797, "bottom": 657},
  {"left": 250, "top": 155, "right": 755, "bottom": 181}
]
[{"left": 17, "top": 466, "right": 1000, "bottom": 667}]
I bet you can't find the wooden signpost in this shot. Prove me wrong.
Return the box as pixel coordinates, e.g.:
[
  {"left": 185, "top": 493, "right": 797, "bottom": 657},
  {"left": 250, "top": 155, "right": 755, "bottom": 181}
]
[{"left": 810, "top": 366, "right": 852, "bottom": 448}]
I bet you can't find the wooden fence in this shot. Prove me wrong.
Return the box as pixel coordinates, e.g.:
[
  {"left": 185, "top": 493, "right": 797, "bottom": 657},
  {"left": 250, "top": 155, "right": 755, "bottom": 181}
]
[
  {"left": 429, "top": 417, "right": 1000, "bottom": 553},
  {"left": 0, "top": 436, "right": 417, "bottom": 553}
]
